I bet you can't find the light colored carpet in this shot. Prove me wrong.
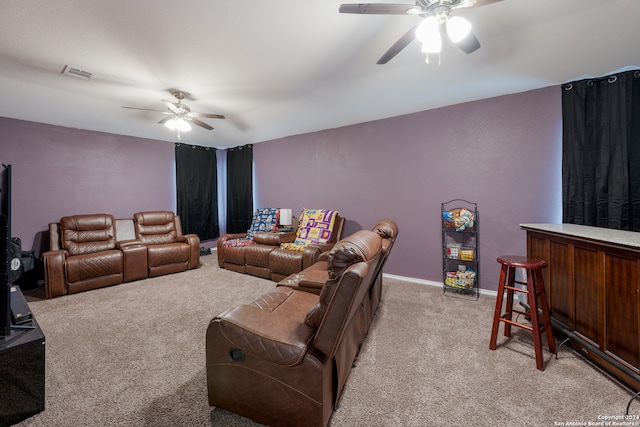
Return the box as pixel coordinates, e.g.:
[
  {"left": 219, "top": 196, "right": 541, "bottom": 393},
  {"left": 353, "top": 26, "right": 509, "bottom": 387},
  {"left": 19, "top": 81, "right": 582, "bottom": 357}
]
[{"left": 15, "top": 255, "right": 638, "bottom": 426}]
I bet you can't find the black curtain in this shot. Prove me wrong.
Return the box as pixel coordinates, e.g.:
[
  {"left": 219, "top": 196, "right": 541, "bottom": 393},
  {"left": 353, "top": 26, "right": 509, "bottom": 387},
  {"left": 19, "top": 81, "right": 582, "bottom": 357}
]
[
  {"left": 175, "top": 143, "right": 219, "bottom": 240},
  {"left": 562, "top": 69, "right": 640, "bottom": 230},
  {"left": 226, "top": 144, "right": 253, "bottom": 233}
]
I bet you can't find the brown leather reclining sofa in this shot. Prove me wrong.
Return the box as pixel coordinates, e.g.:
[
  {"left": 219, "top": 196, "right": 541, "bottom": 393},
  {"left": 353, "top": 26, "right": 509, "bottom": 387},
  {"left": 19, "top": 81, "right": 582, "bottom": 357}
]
[
  {"left": 43, "top": 211, "right": 200, "bottom": 298},
  {"left": 217, "top": 213, "right": 346, "bottom": 282},
  {"left": 206, "top": 219, "right": 398, "bottom": 427}
]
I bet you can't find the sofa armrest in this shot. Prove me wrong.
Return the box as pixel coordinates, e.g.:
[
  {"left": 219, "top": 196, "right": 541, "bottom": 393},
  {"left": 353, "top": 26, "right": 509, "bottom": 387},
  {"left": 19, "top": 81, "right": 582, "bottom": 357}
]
[
  {"left": 253, "top": 231, "right": 296, "bottom": 246},
  {"left": 317, "top": 251, "right": 330, "bottom": 262},
  {"left": 118, "top": 240, "right": 148, "bottom": 282},
  {"left": 310, "top": 242, "right": 336, "bottom": 254},
  {"left": 42, "top": 249, "right": 68, "bottom": 298},
  {"left": 301, "top": 246, "right": 321, "bottom": 270},
  {"left": 117, "top": 239, "right": 144, "bottom": 249},
  {"left": 301, "top": 242, "right": 337, "bottom": 270},
  {"left": 212, "top": 287, "right": 317, "bottom": 366},
  {"left": 178, "top": 234, "right": 200, "bottom": 269}
]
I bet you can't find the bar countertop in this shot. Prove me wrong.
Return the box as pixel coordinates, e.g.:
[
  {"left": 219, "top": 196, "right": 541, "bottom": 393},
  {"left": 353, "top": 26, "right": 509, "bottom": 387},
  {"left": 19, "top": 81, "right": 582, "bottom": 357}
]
[{"left": 520, "top": 223, "right": 640, "bottom": 250}]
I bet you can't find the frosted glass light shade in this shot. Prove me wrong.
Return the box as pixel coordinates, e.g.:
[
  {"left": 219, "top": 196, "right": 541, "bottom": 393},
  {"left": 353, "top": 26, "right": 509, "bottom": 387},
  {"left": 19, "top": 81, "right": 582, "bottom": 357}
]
[
  {"left": 165, "top": 117, "right": 192, "bottom": 132},
  {"left": 416, "top": 16, "right": 442, "bottom": 53},
  {"left": 421, "top": 33, "right": 442, "bottom": 53},
  {"left": 164, "top": 118, "right": 176, "bottom": 131},
  {"left": 415, "top": 16, "right": 439, "bottom": 43},
  {"left": 446, "top": 16, "right": 472, "bottom": 43}
]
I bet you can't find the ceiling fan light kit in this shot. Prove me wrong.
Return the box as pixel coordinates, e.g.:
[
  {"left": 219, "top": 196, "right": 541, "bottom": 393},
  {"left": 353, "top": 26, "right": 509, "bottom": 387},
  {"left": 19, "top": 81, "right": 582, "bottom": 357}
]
[
  {"left": 416, "top": 16, "right": 441, "bottom": 62},
  {"left": 339, "top": 0, "right": 502, "bottom": 64},
  {"left": 164, "top": 117, "right": 192, "bottom": 133},
  {"left": 122, "top": 91, "right": 225, "bottom": 140},
  {"left": 416, "top": 16, "right": 440, "bottom": 47}
]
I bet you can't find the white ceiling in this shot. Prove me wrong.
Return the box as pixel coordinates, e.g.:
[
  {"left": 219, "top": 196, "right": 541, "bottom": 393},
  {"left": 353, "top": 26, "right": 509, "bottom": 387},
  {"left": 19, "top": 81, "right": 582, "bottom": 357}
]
[{"left": 0, "top": 0, "right": 639, "bottom": 149}]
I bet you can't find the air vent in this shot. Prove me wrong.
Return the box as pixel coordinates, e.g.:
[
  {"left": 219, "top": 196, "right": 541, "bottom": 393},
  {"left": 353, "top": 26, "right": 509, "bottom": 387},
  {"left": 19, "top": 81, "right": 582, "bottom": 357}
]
[{"left": 61, "top": 65, "right": 93, "bottom": 80}]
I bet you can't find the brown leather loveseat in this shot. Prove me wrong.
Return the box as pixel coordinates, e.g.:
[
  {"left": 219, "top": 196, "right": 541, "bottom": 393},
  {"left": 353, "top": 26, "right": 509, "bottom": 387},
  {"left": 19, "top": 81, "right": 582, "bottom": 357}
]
[
  {"left": 43, "top": 211, "right": 199, "bottom": 298},
  {"left": 206, "top": 219, "right": 398, "bottom": 427},
  {"left": 217, "top": 209, "right": 345, "bottom": 281}
]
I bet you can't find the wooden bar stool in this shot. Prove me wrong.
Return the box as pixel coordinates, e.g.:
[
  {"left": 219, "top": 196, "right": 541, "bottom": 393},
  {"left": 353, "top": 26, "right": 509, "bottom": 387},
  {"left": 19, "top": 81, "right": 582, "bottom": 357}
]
[{"left": 489, "top": 255, "right": 556, "bottom": 370}]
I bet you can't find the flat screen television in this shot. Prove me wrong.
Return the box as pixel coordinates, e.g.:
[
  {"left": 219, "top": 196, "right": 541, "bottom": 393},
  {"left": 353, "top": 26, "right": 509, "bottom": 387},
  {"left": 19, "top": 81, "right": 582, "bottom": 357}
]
[{"left": 1, "top": 163, "right": 12, "bottom": 336}]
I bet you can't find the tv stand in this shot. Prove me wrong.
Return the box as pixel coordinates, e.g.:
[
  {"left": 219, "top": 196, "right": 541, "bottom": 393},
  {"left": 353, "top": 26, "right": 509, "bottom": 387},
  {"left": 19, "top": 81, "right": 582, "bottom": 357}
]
[
  {"left": 0, "top": 317, "right": 45, "bottom": 426},
  {"left": 11, "top": 323, "right": 35, "bottom": 331}
]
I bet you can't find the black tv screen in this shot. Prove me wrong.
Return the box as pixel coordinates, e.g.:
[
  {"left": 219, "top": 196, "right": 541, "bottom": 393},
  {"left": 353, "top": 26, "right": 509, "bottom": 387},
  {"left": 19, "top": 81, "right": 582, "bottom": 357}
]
[{"left": 1, "top": 164, "right": 11, "bottom": 336}]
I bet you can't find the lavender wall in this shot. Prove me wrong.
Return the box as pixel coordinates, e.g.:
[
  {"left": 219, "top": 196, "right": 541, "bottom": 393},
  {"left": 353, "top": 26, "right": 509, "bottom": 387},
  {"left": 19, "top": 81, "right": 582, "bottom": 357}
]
[
  {"left": 0, "top": 85, "right": 561, "bottom": 291},
  {"left": 254, "top": 86, "right": 562, "bottom": 291},
  {"left": 0, "top": 117, "right": 176, "bottom": 256}
]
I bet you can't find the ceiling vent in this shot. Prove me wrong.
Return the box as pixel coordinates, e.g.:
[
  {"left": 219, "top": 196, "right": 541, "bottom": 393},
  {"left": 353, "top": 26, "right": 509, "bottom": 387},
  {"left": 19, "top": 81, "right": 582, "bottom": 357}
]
[{"left": 61, "top": 65, "right": 93, "bottom": 80}]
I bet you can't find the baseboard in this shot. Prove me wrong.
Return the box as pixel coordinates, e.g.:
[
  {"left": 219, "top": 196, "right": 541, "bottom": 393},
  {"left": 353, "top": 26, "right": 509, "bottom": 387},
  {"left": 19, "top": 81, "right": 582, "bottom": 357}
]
[
  {"left": 383, "top": 273, "right": 497, "bottom": 297},
  {"left": 210, "top": 249, "right": 497, "bottom": 297}
]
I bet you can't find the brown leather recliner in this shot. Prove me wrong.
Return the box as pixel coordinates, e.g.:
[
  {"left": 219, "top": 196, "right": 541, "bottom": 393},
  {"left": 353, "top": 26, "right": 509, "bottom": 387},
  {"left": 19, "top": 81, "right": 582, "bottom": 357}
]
[
  {"left": 268, "top": 213, "right": 346, "bottom": 282},
  {"left": 43, "top": 213, "right": 124, "bottom": 298},
  {"left": 216, "top": 232, "right": 249, "bottom": 274},
  {"left": 279, "top": 219, "right": 399, "bottom": 309},
  {"left": 243, "top": 231, "right": 296, "bottom": 278},
  {"left": 217, "top": 207, "right": 287, "bottom": 275},
  {"left": 206, "top": 228, "right": 391, "bottom": 427},
  {"left": 133, "top": 211, "right": 200, "bottom": 277}
]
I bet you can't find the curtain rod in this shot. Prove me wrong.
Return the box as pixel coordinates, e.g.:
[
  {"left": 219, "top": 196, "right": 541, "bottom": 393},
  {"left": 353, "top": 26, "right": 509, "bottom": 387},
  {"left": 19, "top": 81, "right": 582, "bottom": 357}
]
[
  {"left": 175, "top": 142, "right": 214, "bottom": 150},
  {"left": 563, "top": 69, "right": 640, "bottom": 90}
]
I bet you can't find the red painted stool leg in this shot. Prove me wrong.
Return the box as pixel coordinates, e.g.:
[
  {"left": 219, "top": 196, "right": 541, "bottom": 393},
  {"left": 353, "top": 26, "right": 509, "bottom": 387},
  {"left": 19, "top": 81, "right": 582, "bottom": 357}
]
[
  {"left": 489, "top": 264, "right": 508, "bottom": 350},
  {"left": 503, "top": 265, "right": 516, "bottom": 337}
]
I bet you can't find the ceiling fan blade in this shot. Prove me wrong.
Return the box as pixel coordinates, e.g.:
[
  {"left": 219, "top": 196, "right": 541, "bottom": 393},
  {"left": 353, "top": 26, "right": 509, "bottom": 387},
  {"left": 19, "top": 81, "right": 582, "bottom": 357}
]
[
  {"left": 451, "top": 0, "right": 503, "bottom": 10},
  {"left": 122, "top": 106, "right": 167, "bottom": 113},
  {"left": 377, "top": 23, "right": 419, "bottom": 64},
  {"left": 473, "top": 0, "right": 503, "bottom": 7},
  {"left": 190, "top": 112, "right": 226, "bottom": 119},
  {"left": 157, "top": 117, "right": 171, "bottom": 125},
  {"left": 186, "top": 117, "right": 214, "bottom": 130},
  {"left": 339, "top": 3, "right": 417, "bottom": 15},
  {"left": 453, "top": 30, "right": 481, "bottom": 54},
  {"left": 162, "top": 100, "right": 180, "bottom": 113}
]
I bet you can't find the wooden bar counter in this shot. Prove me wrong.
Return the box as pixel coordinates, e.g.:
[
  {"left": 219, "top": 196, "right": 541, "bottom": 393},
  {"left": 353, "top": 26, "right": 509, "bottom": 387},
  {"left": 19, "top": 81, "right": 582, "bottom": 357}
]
[{"left": 521, "top": 223, "right": 640, "bottom": 390}]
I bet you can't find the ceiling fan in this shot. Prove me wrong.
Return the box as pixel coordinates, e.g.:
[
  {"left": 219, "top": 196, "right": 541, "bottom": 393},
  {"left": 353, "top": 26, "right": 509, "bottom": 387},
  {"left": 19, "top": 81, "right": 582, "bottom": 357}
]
[
  {"left": 339, "top": 0, "right": 503, "bottom": 64},
  {"left": 122, "top": 91, "right": 225, "bottom": 139}
]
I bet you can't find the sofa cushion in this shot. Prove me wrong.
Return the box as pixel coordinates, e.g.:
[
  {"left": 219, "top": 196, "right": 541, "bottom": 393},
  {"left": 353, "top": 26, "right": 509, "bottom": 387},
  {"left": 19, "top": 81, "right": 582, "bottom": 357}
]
[
  {"left": 134, "top": 211, "right": 178, "bottom": 245},
  {"left": 65, "top": 250, "right": 123, "bottom": 283},
  {"left": 60, "top": 214, "right": 117, "bottom": 256},
  {"left": 304, "top": 230, "right": 382, "bottom": 329},
  {"left": 280, "top": 209, "right": 338, "bottom": 252},
  {"left": 147, "top": 242, "right": 190, "bottom": 267}
]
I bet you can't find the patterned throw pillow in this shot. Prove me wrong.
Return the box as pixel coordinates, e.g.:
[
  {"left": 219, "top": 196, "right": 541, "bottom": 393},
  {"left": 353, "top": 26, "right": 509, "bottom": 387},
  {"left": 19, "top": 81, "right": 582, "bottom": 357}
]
[
  {"left": 222, "top": 208, "right": 280, "bottom": 247},
  {"left": 247, "top": 208, "right": 281, "bottom": 239},
  {"left": 280, "top": 209, "right": 338, "bottom": 252}
]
